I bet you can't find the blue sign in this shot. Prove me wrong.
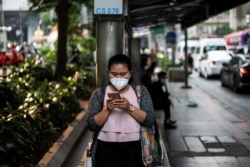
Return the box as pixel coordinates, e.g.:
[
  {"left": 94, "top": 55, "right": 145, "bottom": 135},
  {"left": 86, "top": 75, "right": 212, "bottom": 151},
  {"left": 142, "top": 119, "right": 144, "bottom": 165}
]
[
  {"left": 166, "top": 32, "right": 176, "bottom": 44},
  {"left": 94, "top": 0, "right": 123, "bottom": 15}
]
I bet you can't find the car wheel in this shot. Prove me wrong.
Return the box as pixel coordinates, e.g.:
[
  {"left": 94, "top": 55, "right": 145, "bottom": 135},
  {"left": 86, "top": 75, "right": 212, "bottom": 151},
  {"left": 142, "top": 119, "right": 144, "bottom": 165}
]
[
  {"left": 220, "top": 74, "right": 226, "bottom": 87},
  {"left": 199, "top": 69, "right": 202, "bottom": 77},
  {"left": 233, "top": 76, "right": 240, "bottom": 93},
  {"left": 204, "top": 69, "right": 209, "bottom": 79}
]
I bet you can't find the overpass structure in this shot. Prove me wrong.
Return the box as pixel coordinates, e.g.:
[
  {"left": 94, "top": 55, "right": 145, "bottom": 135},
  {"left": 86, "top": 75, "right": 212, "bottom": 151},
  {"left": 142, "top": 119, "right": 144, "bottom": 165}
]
[
  {"left": 127, "top": 0, "right": 250, "bottom": 31},
  {"left": 94, "top": 0, "right": 250, "bottom": 87}
]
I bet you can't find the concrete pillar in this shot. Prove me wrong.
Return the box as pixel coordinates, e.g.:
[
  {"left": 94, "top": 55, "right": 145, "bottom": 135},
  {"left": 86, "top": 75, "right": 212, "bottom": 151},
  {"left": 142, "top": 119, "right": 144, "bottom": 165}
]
[
  {"left": 129, "top": 38, "right": 141, "bottom": 85},
  {"left": 230, "top": 4, "right": 246, "bottom": 30},
  {"left": 96, "top": 17, "right": 124, "bottom": 87},
  {"left": 27, "top": 12, "right": 39, "bottom": 43},
  {"left": 181, "top": 28, "right": 191, "bottom": 89}
]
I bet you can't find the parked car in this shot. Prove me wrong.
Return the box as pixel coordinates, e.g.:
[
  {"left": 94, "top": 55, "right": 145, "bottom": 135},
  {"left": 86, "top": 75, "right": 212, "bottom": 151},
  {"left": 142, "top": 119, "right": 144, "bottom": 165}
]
[
  {"left": 220, "top": 54, "right": 250, "bottom": 92},
  {"left": 198, "top": 50, "right": 232, "bottom": 79},
  {"left": 193, "top": 38, "right": 228, "bottom": 71}
]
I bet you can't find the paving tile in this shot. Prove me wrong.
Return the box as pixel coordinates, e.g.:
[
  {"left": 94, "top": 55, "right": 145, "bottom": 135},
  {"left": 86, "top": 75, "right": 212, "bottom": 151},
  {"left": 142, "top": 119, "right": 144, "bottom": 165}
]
[
  {"left": 194, "top": 156, "right": 217, "bottom": 162},
  {"left": 200, "top": 136, "right": 218, "bottom": 143},
  {"left": 207, "top": 148, "right": 226, "bottom": 153},
  {"left": 184, "top": 136, "right": 206, "bottom": 152},
  {"left": 230, "top": 127, "right": 250, "bottom": 140},
  {"left": 195, "top": 162, "right": 220, "bottom": 167},
  {"left": 170, "top": 157, "right": 198, "bottom": 167},
  {"left": 223, "top": 143, "right": 250, "bottom": 155},
  {"left": 237, "top": 156, "right": 250, "bottom": 166},
  {"left": 239, "top": 139, "right": 250, "bottom": 147},
  {"left": 217, "top": 162, "right": 240, "bottom": 167},
  {"left": 217, "top": 136, "right": 236, "bottom": 143},
  {"left": 238, "top": 124, "right": 250, "bottom": 133},
  {"left": 214, "top": 156, "right": 238, "bottom": 163},
  {"left": 167, "top": 136, "right": 188, "bottom": 152},
  {"left": 204, "top": 142, "right": 223, "bottom": 149}
]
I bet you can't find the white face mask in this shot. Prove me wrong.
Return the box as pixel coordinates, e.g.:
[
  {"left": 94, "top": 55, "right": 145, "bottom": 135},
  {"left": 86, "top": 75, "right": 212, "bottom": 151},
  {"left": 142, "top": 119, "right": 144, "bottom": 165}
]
[{"left": 110, "top": 78, "right": 129, "bottom": 91}]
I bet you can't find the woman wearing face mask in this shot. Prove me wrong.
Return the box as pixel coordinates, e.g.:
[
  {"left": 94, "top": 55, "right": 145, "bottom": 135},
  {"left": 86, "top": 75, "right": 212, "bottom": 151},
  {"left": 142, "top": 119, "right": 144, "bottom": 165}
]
[
  {"left": 148, "top": 71, "right": 177, "bottom": 129},
  {"left": 87, "top": 54, "right": 156, "bottom": 167}
]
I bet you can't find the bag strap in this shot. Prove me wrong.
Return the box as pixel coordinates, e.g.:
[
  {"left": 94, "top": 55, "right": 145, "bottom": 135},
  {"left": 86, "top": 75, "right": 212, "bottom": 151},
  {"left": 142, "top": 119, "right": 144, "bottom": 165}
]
[{"left": 135, "top": 85, "right": 141, "bottom": 105}]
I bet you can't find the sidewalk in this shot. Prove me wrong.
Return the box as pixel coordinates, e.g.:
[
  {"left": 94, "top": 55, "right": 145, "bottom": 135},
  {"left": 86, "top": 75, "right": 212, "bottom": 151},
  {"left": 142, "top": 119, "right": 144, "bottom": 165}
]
[
  {"left": 38, "top": 79, "right": 250, "bottom": 167},
  {"left": 157, "top": 81, "right": 250, "bottom": 167}
]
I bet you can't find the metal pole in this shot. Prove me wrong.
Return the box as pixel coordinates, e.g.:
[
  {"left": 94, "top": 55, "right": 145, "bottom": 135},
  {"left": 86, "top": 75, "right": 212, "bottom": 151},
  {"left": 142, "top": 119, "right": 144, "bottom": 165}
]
[
  {"left": 96, "top": 16, "right": 124, "bottom": 87},
  {"left": 0, "top": 0, "right": 7, "bottom": 51},
  {"left": 19, "top": 7, "right": 23, "bottom": 44},
  {"left": 184, "top": 29, "right": 188, "bottom": 87},
  {"left": 181, "top": 28, "right": 191, "bottom": 89}
]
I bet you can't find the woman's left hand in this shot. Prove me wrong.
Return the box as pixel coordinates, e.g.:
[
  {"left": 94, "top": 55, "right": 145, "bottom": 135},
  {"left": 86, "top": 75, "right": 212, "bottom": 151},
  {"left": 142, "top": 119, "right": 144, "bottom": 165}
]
[{"left": 113, "top": 97, "right": 130, "bottom": 111}]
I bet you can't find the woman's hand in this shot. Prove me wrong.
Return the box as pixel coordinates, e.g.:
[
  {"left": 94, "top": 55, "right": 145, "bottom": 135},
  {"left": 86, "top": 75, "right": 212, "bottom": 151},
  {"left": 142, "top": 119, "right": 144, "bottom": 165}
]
[
  {"left": 112, "top": 97, "right": 130, "bottom": 111},
  {"left": 106, "top": 98, "right": 115, "bottom": 111}
]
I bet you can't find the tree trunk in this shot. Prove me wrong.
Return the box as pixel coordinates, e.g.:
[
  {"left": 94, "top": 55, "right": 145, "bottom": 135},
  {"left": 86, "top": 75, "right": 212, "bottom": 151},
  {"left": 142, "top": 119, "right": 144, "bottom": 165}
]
[{"left": 55, "top": 0, "right": 70, "bottom": 82}]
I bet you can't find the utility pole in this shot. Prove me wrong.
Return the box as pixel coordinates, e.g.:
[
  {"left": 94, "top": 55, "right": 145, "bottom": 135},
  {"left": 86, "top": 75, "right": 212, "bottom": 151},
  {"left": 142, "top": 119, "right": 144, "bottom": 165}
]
[
  {"left": 19, "top": 7, "right": 23, "bottom": 44},
  {"left": 0, "top": 0, "right": 7, "bottom": 51},
  {"left": 181, "top": 28, "right": 191, "bottom": 89}
]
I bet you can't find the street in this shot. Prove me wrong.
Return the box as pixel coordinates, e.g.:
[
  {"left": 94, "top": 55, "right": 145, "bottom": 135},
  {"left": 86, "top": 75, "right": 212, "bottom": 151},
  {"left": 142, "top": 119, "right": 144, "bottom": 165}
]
[{"left": 189, "top": 71, "right": 250, "bottom": 119}]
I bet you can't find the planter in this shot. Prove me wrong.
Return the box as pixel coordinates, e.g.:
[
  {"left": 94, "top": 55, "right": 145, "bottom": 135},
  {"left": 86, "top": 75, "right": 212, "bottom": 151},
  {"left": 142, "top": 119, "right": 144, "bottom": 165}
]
[
  {"left": 78, "top": 100, "right": 89, "bottom": 111},
  {"left": 36, "top": 110, "right": 88, "bottom": 167}
]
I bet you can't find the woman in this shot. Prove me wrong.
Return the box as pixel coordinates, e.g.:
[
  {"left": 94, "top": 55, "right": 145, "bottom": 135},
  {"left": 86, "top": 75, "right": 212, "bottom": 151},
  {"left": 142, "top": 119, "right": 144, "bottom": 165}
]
[{"left": 87, "top": 54, "right": 156, "bottom": 167}]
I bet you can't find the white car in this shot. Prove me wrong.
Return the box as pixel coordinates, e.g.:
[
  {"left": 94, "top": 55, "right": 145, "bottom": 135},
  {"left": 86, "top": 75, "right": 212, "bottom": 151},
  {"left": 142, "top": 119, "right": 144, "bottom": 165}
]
[
  {"left": 193, "top": 38, "right": 228, "bottom": 71},
  {"left": 198, "top": 50, "right": 232, "bottom": 79}
]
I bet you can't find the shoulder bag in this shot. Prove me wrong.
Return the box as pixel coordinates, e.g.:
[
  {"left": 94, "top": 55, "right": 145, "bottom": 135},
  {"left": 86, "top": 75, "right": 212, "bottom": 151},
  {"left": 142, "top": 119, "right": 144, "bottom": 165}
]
[{"left": 135, "top": 85, "right": 156, "bottom": 167}]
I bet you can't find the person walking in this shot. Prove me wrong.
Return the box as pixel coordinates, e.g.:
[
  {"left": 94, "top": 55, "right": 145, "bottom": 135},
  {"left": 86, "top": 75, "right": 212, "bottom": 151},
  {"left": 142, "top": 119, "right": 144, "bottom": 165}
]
[
  {"left": 87, "top": 54, "right": 156, "bottom": 167},
  {"left": 187, "top": 52, "right": 194, "bottom": 74},
  {"left": 148, "top": 71, "right": 177, "bottom": 129}
]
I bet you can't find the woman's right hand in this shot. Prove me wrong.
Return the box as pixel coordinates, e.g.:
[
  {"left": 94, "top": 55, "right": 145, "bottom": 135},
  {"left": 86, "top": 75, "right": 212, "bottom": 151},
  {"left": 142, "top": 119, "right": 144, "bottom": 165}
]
[{"left": 106, "top": 98, "right": 115, "bottom": 111}]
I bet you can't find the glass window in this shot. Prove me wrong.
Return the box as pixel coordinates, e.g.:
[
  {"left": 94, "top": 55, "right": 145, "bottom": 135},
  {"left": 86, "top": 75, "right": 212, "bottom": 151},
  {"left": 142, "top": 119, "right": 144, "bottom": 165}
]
[{"left": 196, "top": 47, "right": 200, "bottom": 54}]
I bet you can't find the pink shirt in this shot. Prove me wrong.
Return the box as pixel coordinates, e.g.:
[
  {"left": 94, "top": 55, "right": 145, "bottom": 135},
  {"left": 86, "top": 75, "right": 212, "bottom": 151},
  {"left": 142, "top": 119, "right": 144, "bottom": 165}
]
[{"left": 97, "top": 86, "right": 140, "bottom": 142}]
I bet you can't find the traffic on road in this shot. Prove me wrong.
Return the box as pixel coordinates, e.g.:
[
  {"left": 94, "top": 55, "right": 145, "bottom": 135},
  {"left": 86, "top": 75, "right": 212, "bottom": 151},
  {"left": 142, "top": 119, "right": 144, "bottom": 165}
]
[{"left": 190, "top": 71, "right": 250, "bottom": 118}]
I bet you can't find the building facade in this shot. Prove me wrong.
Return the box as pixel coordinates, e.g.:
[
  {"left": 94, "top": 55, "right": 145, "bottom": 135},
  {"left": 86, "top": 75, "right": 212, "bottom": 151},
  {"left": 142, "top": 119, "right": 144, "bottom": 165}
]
[{"left": 1, "top": 0, "right": 39, "bottom": 48}]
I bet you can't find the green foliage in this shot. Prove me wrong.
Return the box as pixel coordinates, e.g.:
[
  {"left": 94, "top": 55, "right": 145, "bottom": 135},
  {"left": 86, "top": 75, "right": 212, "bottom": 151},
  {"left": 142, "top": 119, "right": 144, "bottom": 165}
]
[
  {"left": 246, "top": 2, "right": 250, "bottom": 14},
  {"left": 157, "top": 57, "right": 182, "bottom": 72},
  {"left": 68, "top": 36, "right": 96, "bottom": 66},
  {"left": 38, "top": 45, "right": 57, "bottom": 65},
  {"left": 0, "top": 58, "right": 95, "bottom": 166},
  {"left": 65, "top": 64, "right": 95, "bottom": 100},
  {"left": 237, "top": 25, "right": 250, "bottom": 31},
  {"left": 213, "top": 24, "right": 234, "bottom": 37}
]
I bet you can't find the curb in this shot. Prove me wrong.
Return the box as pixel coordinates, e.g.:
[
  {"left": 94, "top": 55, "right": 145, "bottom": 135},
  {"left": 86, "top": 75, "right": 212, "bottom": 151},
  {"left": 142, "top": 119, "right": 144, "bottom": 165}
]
[{"left": 36, "top": 111, "right": 88, "bottom": 167}]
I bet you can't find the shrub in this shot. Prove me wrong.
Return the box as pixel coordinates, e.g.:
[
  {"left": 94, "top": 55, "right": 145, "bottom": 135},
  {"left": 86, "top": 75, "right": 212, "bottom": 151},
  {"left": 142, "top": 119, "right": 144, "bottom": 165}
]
[{"left": 0, "top": 58, "right": 95, "bottom": 166}]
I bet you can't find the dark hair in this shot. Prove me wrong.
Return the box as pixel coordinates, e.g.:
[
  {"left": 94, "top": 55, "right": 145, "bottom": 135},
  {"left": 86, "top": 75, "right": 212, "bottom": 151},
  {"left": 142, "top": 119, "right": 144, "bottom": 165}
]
[
  {"left": 108, "top": 54, "right": 132, "bottom": 71},
  {"left": 157, "top": 71, "right": 167, "bottom": 78}
]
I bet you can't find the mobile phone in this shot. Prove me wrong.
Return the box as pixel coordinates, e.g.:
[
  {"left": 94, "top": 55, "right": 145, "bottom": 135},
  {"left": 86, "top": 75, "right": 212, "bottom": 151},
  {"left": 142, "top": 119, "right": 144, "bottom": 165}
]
[{"left": 107, "top": 92, "right": 121, "bottom": 99}]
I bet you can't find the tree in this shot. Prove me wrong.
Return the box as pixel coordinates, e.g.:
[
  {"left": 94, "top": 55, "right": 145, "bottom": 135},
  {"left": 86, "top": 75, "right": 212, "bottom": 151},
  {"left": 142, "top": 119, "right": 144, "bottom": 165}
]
[
  {"left": 213, "top": 24, "right": 233, "bottom": 37},
  {"left": 246, "top": 2, "right": 250, "bottom": 14},
  {"left": 28, "top": 0, "right": 93, "bottom": 82}
]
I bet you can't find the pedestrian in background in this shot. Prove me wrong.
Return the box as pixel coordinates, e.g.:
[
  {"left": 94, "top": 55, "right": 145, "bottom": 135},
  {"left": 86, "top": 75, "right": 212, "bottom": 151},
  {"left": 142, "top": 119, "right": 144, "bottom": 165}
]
[
  {"left": 187, "top": 52, "right": 194, "bottom": 74},
  {"left": 69, "top": 49, "right": 82, "bottom": 66},
  {"left": 148, "top": 71, "right": 177, "bottom": 129},
  {"left": 87, "top": 54, "right": 156, "bottom": 167}
]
